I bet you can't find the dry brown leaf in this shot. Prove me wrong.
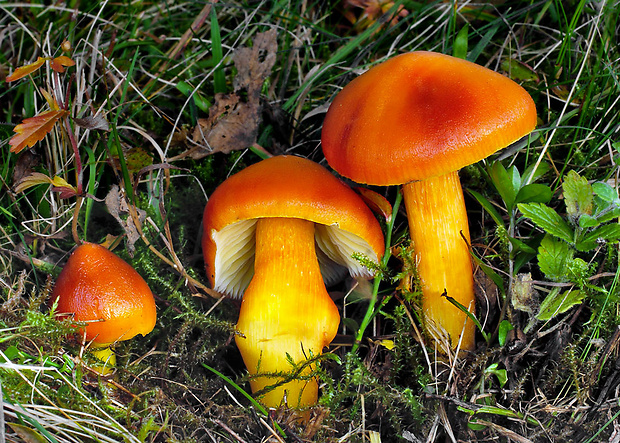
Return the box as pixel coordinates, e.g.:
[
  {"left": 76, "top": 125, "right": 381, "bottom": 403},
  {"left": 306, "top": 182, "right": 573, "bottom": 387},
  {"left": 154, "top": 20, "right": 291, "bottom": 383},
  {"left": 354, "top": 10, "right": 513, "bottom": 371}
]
[
  {"left": 9, "top": 109, "right": 67, "bottom": 154},
  {"left": 190, "top": 29, "right": 277, "bottom": 158},
  {"left": 5, "top": 56, "right": 47, "bottom": 82},
  {"left": 74, "top": 114, "right": 110, "bottom": 131},
  {"left": 105, "top": 185, "right": 146, "bottom": 256}
]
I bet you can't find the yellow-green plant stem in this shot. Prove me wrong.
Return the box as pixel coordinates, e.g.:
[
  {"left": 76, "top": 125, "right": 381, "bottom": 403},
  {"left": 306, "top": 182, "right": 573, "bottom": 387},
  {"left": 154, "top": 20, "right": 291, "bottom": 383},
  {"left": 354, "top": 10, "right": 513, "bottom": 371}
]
[
  {"left": 351, "top": 191, "right": 402, "bottom": 354},
  {"left": 402, "top": 170, "right": 476, "bottom": 351},
  {"left": 235, "top": 217, "right": 340, "bottom": 408}
]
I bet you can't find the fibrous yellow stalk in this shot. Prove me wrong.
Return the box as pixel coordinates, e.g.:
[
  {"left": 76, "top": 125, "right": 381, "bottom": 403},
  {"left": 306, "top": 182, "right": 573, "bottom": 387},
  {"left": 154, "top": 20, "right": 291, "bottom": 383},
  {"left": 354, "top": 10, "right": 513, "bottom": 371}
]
[
  {"left": 90, "top": 345, "right": 116, "bottom": 375},
  {"left": 402, "top": 170, "right": 475, "bottom": 351},
  {"left": 235, "top": 217, "right": 340, "bottom": 408}
]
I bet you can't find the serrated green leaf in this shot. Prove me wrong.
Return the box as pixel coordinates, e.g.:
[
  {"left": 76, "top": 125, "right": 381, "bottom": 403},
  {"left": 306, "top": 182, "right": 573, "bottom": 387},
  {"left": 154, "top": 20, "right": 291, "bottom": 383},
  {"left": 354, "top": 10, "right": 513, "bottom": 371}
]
[
  {"left": 516, "top": 183, "right": 553, "bottom": 204},
  {"left": 577, "top": 223, "right": 620, "bottom": 252},
  {"left": 518, "top": 203, "right": 574, "bottom": 244},
  {"left": 563, "top": 170, "right": 593, "bottom": 218},
  {"left": 592, "top": 181, "right": 618, "bottom": 203},
  {"left": 597, "top": 206, "right": 620, "bottom": 224},
  {"left": 537, "top": 289, "right": 585, "bottom": 321},
  {"left": 489, "top": 162, "right": 518, "bottom": 210},
  {"left": 469, "top": 189, "right": 504, "bottom": 227},
  {"left": 537, "top": 234, "right": 573, "bottom": 282}
]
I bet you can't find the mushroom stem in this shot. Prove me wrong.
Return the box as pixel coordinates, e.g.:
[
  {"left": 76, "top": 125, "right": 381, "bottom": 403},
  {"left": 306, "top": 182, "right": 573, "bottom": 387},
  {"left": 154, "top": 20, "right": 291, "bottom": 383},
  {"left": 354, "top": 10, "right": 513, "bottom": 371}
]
[
  {"left": 235, "top": 217, "right": 340, "bottom": 408},
  {"left": 90, "top": 345, "right": 116, "bottom": 375},
  {"left": 402, "top": 170, "right": 476, "bottom": 351}
]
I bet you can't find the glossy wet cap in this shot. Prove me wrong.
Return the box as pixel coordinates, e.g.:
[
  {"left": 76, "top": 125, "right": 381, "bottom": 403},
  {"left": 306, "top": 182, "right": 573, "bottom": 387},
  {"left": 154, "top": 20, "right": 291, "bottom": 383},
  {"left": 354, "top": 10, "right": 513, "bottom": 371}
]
[
  {"left": 202, "top": 155, "right": 385, "bottom": 297},
  {"left": 321, "top": 51, "right": 537, "bottom": 185},
  {"left": 50, "top": 243, "right": 157, "bottom": 345}
]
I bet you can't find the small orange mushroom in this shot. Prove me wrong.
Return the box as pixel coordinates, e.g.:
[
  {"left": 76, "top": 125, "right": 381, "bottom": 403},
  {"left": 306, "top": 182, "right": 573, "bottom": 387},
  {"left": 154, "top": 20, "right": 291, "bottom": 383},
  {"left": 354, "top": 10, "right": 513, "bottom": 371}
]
[
  {"left": 322, "top": 51, "right": 537, "bottom": 351},
  {"left": 202, "top": 155, "right": 384, "bottom": 408},
  {"left": 50, "top": 242, "right": 157, "bottom": 373}
]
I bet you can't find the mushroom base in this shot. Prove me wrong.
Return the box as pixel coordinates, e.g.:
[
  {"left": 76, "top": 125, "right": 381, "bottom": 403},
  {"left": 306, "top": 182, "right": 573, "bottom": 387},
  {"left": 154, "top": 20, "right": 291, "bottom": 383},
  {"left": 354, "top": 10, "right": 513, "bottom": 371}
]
[
  {"left": 235, "top": 217, "right": 340, "bottom": 409},
  {"left": 403, "top": 170, "right": 476, "bottom": 352}
]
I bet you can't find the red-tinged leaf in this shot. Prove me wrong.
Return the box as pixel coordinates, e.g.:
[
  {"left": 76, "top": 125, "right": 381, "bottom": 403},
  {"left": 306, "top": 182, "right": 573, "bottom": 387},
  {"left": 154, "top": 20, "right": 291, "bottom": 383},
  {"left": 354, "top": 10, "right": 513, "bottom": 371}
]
[
  {"left": 14, "top": 172, "right": 76, "bottom": 196},
  {"left": 6, "top": 57, "right": 49, "bottom": 82},
  {"left": 50, "top": 55, "right": 75, "bottom": 73},
  {"left": 356, "top": 187, "right": 393, "bottom": 223},
  {"left": 52, "top": 186, "right": 78, "bottom": 199},
  {"left": 9, "top": 110, "right": 66, "bottom": 154}
]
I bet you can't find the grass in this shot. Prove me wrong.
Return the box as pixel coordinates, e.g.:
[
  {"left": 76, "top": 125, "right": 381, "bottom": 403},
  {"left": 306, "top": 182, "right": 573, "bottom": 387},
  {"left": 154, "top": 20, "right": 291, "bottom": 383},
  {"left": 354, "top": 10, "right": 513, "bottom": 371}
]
[{"left": 1, "top": 0, "right": 620, "bottom": 441}]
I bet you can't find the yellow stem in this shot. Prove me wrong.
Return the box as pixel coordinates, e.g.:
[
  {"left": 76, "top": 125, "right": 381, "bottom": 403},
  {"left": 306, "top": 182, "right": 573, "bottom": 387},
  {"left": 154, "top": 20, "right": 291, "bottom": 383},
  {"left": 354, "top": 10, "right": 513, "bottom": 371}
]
[
  {"left": 90, "top": 345, "right": 116, "bottom": 375},
  {"left": 235, "top": 217, "right": 340, "bottom": 408},
  {"left": 402, "top": 170, "right": 476, "bottom": 351}
]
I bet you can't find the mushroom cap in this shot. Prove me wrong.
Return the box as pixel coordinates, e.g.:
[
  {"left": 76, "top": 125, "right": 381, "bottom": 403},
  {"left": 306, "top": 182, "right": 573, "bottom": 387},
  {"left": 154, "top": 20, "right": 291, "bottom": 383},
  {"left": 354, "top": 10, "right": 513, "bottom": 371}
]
[
  {"left": 321, "top": 51, "right": 537, "bottom": 185},
  {"left": 50, "top": 243, "right": 157, "bottom": 345},
  {"left": 202, "top": 155, "right": 385, "bottom": 297}
]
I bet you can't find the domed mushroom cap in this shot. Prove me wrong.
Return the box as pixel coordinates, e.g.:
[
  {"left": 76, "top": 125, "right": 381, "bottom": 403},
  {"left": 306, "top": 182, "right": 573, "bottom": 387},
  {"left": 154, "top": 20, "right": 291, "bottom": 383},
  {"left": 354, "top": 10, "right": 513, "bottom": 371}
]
[
  {"left": 321, "top": 51, "right": 537, "bottom": 185},
  {"left": 50, "top": 243, "right": 157, "bottom": 345},
  {"left": 202, "top": 155, "right": 385, "bottom": 297}
]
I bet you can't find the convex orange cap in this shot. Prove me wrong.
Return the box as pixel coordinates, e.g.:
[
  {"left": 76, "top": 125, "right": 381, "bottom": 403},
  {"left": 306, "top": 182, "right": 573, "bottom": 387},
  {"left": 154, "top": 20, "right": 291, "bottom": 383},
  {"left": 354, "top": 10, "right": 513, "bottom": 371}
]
[
  {"left": 321, "top": 51, "right": 537, "bottom": 185},
  {"left": 202, "top": 155, "right": 385, "bottom": 297},
  {"left": 50, "top": 243, "right": 157, "bottom": 345}
]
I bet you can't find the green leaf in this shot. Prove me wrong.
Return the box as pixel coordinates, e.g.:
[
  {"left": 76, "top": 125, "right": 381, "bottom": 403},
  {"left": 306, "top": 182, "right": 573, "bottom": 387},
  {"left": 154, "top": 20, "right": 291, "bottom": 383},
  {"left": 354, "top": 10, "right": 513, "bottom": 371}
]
[
  {"left": 485, "top": 363, "right": 508, "bottom": 387},
  {"left": 522, "top": 161, "right": 551, "bottom": 185},
  {"left": 469, "top": 189, "right": 504, "bottom": 227},
  {"left": 592, "top": 181, "right": 618, "bottom": 203},
  {"left": 537, "top": 234, "right": 573, "bottom": 282},
  {"left": 498, "top": 320, "right": 514, "bottom": 347},
  {"left": 596, "top": 206, "right": 620, "bottom": 224},
  {"left": 518, "top": 202, "right": 574, "bottom": 244},
  {"left": 489, "top": 162, "right": 518, "bottom": 211},
  {"left": 579, "top": 214, "right": 600, "bottom": 228},
  {"left": 577, "top": 223, "right": 620, "bottom": 252},
  {"left": 453, "top": 25, "right": 469, "bottom": 59},
  {"left": 563, "top": 170, "right": 593, "bottom": 218},
  {"left": 7, "top": 423, "right": 48, "bottom": 443},
  {"left": 211, "top": 7, "right": 226, "bottom": 94},
  {"left": 537, "top": 289, "right": 585, "bottom": 321},
  {"left": 508, "top": 236, "right": 537, "bottom": 254},
  {"left": 515, "top": 183, "right": 553, "bottom": 204}
]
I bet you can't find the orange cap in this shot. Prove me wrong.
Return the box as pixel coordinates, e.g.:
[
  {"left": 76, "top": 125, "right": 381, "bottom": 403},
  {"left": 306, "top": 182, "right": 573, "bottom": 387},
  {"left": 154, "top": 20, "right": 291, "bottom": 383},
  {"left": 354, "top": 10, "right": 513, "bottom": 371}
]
[
  {"left": 50, "top": 243, "right": 157, "bottom": 345},
  {"left": 321, "top": 51, "right": 537, "bottom": 185},
  {"left": 202, "top": 155, "right": 385, "bottom": 297}
]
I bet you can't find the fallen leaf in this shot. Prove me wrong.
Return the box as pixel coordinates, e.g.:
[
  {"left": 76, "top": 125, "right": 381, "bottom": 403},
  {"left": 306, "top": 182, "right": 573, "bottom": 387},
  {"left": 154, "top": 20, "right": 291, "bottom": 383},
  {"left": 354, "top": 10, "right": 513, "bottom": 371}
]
[
  {"left": 74, "top": 113, "right": 110, "bottom": 131},
  {"left": 7, "top": 422, "right": 48, "bottom": 443},
  {"left": 50, "top": 55, "right": 75, "bottom": 73},
  {"left": 105, "top": 185, "right": 146, "bottom": 256},
  {"left": 6, "top": 56, "right": 48, "bottom": 82},
  {"left": 14, "top": 172, "right": 77, "bottom": 197},
  {"left": 9, "top": 109, "right": 67, "bottom": 154},
  {"left": 190, "top": 30, "right": 277, "bottom": 158}
]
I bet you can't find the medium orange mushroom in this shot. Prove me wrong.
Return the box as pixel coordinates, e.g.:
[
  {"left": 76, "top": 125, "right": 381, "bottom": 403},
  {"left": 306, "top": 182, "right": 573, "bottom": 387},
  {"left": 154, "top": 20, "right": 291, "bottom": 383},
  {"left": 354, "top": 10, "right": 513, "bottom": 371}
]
[
  {"left": 50, "top": 242, "right": 157, "bottom": 373},
  {"left": 321, "top": 51, "right": 537, "bottom": 351},
  {"left": 202, "top": 155, "right": 384, "bottom": 408}
]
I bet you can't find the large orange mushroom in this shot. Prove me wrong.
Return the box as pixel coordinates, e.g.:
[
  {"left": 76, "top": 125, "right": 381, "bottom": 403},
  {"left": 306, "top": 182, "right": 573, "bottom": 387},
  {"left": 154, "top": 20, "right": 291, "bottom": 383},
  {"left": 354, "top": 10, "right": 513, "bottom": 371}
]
[
  {"left": 202, "top": 155, "right": 384, "bottom": 408},
  {"left": 321, "top": 51, "right": 537, "bottom": 351},
  {"left": 50, "top": 242, "right": 157, "bottom": 373}
]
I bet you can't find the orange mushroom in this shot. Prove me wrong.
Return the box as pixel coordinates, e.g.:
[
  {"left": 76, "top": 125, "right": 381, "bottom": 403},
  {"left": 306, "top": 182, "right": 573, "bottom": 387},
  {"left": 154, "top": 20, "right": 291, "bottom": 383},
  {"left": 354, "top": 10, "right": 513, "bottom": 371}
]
[
  {"left": 202, "top": 155, "right": 384, "bottom": 408},
  {"left": 50, "top": 242, "right": 157, "bottom": 373},
  {"left": 321, "top": 51, "right": 537, "bottom": 351}
]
